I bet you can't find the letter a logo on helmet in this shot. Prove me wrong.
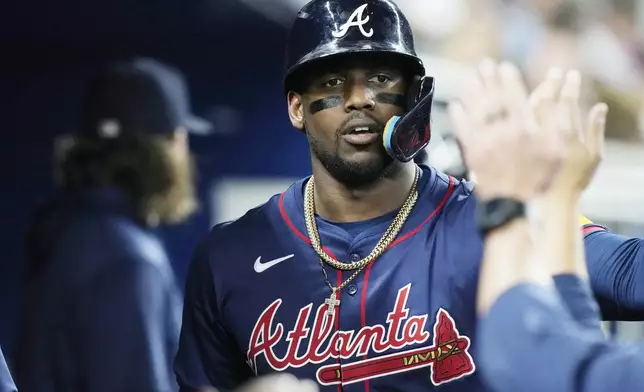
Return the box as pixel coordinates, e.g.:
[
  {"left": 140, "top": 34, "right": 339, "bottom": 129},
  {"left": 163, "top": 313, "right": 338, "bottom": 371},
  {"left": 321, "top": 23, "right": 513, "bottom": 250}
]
[{"left": 331, "top": 4, "right": 374, "bottom": 38}]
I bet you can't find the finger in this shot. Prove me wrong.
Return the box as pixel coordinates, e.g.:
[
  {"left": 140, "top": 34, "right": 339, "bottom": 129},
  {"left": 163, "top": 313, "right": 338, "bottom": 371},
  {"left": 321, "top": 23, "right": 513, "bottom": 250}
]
[
  {"left": 528, "top": 81, "right": 549, "bottom": 129},
  {"left": 539, "top": 68, "right": 566, "bottom": 149},
  {"left": 498, "top": 62, "right": 529, "bottom": 121},
  {"left": 558, "top": 69, "right": 583, "bottom": 140},
  {"left": 478, "top": 57, "right": 499, "bottom": 90},
  {"left": 458, "top": 69, "right": 485, "bottom": 115},
  {"left": 533, "top": 68, "right": 563, "bottom": 129},
  {"left": 532, "top": 69, "right": 567, "bottom": 164},
  {"left": 448, "top": 101, "right": 472, "bottom": 147},
  {"left": 475, "top": 58, "right": 501, "bottom": 123},
  {"left": 585, "top": 102, "right": 608, "bottom": 159},
  {"left": 546, "top": 67, "right": 565, "bottom": 100}
]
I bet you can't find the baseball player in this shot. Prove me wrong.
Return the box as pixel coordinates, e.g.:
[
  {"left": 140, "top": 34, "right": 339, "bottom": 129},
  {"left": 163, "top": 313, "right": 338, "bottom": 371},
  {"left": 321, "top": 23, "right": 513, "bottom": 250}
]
[
  {"left": 174, "top": 1, "right": 644, "bottom": 391},
  {"left": 453, "top": 61, "right": 643, "bottom": 392},
  {"left": 16, "top": 58, "right": 210, "bottom": 392}
]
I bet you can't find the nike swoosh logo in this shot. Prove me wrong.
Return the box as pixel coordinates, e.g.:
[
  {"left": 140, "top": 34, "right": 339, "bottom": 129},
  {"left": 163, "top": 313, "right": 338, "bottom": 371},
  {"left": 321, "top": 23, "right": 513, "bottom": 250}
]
[{"left": 254, "top": 254, "right": 295, "bottom": 273}]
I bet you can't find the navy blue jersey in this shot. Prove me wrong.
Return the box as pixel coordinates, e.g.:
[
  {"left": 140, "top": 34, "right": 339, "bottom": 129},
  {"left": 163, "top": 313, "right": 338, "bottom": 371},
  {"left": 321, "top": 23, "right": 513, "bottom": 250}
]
[
  {"left": 17, "top": 188, "right": 182, "bottom": 392},
  {"left": 175, "top": 165, "right": 644, "bottom": 392},
  {"left": 479, "top": 283, "right": 644, "bottom": 392}
]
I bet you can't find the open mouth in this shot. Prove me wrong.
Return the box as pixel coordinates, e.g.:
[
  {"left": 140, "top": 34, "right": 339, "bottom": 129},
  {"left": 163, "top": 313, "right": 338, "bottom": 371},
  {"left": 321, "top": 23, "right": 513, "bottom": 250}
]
[
  {"left": 342, "top": 125, "right": 381, "bottom": 145},
  {"left": 350, "top": 126, "right": 374, "bottom": 134}
]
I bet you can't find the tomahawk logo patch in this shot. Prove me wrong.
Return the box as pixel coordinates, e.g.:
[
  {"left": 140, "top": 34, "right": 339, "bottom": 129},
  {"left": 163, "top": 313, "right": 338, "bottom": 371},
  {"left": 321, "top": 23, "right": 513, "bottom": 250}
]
[{"left": 315, "top": 308, "right": 476, "bottom": 386}]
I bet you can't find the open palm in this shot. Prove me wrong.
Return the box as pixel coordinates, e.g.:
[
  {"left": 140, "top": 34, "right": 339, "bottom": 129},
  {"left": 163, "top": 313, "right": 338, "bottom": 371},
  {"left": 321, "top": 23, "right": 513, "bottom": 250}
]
[{"left": 529, "top": 68, "right": 608, "bottom": 193}]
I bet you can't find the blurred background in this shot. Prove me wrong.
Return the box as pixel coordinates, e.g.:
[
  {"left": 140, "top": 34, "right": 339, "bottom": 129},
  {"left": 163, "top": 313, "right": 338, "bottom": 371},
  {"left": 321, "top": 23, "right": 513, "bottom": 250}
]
[{"left": 2, "top": 0, "right": 644, "bottom": 370}]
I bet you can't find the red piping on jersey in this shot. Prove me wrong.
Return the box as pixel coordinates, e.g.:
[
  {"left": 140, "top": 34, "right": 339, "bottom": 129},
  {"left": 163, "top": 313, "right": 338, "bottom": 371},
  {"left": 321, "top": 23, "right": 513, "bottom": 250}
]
[
  {"left": 583, "top": 224, "right": 605, "bottom": 236},
  {"left": 335, "top": 270, "right": 343, "bottom": 392},
  {"left": 357, "top": 176, "right": 454, "bottom": 392},
  {"left": 360, "top": 262, "right": 374, "bottom": 392},
  {"left": 278, "top": 175, "right": 456, "bottom": 390},
  {"left": 277, "top": 175, "right": 455, "bottom": 252},
  {"left": 386, "top": 176, "right": 455, "bottom": 248}
]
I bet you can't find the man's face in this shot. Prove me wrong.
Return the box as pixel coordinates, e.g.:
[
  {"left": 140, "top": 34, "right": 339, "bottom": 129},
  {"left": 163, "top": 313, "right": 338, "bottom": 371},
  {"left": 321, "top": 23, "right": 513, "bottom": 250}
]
[{"left": 288, "top": 57, "right": 408, "bottom": 187}]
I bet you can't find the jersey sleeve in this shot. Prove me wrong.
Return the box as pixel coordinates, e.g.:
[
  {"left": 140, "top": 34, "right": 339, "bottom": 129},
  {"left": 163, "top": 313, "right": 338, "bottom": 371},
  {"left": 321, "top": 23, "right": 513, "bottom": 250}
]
[
  {"left": 581, "top": 217, "right": 644, "bottom": 320},
  {"left": 78, "top": 260, "right": 179, "bottom": 392},
  {"left": 174, "top": 235, "right": 253, "bottom": 392},
  {"left": 551, "top": 274, "right": 603, "bottom": 335},
  {"left": 478, "top": 283, "right": 644, "bottom": 392}
]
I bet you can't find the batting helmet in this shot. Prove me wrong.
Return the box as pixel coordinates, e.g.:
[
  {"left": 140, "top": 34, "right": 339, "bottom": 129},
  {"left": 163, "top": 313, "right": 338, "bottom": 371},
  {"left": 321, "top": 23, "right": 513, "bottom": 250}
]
[{"left": 283, "top": 0, "right": 435, "bottom": 162}]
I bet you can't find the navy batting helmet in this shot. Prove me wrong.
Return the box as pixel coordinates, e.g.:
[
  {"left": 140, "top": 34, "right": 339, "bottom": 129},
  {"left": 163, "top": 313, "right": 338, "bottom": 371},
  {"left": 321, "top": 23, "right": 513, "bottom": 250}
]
[{"left": 283, "top": 0, "right": 435, "bottom": 162}]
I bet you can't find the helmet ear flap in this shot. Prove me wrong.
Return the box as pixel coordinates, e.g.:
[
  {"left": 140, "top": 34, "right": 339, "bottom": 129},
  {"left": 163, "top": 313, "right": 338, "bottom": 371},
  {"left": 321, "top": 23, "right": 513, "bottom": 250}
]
[
  {"left": 383, "top": 76, "right": 435, "bottom": 162},
  {"left": 407, "top": 76, "right": 435, "bottom": 110}
]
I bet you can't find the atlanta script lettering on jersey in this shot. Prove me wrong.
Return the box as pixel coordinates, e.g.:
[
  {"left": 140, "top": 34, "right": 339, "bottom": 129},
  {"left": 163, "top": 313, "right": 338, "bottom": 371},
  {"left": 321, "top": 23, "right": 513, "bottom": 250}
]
[{"left": 246, "top": 284, "right": 476, "bottom": 386}]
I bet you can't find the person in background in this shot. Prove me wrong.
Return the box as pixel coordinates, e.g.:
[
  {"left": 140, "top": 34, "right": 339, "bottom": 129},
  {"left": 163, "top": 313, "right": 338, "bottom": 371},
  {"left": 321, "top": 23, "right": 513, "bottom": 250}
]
[
  {"left": 0, "top": 348, "right": 16, "bottom": 392},
  {"left": 15, "top": 57, "right": 211, "bottom": 392},
  {"left": 451, "top": 60, "right": 644, "bottom": 392}
]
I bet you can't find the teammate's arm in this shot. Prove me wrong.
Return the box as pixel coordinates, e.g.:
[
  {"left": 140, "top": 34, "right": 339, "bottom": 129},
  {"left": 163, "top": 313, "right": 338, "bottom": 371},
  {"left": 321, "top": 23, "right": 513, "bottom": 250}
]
[
  {"left": 583, "top": 228, "right": 644, "bottom": 319},
  {"left": 524, "top": 67, "right": 612, "bottom": 328},
  {"left": 446, "top": 60, "right": 557, "bottom": 314},
  {"left": 79, "top": 261, "right": 178, "bottom": 392},
  {"left": 449, "top": 62, "right": 644, "bottom": 392},
  {"left": 479, "top": 283, "right": 644, "bottom": 392},
  {"left": 476, "top": 218, "right": 533, "bottom": 314},
  {"left": 174, "top": 237, "right": 253, "bottom": 392}
]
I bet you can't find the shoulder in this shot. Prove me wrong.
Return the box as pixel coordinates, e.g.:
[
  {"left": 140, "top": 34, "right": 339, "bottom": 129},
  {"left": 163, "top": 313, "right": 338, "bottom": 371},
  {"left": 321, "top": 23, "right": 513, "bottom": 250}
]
[
  {"left": 42, "top": 209, "right": 171, "bottom": 278},
  {"left": 206, "top": 192, "right": 282, "bottom": 248},
  {"left": 81, "top": 217, "right": 177, "bottom": 291},
  {"left": 195, "top": 182, "right": 301, "bottom": 268},
  {"left": 425, "top": 167, "right": 482, "bottom": 257},
  {"left": 204, "top": 176, "right": 309, "bottom": 244},
  {"left": 426, "top": 166, "right": 477, "bottom": 219},
  {"left": 98, "top": 216, "right": 171, "bottom": 272},
  {"left": 184, "top": 187, "right": 300, "bottom": 298}
]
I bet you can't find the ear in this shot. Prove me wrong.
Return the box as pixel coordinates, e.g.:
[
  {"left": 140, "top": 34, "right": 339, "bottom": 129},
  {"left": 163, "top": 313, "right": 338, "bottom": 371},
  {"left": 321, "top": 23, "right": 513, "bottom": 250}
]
[{"left": 287, "top": 91, "right": 305, "bottom": 130}]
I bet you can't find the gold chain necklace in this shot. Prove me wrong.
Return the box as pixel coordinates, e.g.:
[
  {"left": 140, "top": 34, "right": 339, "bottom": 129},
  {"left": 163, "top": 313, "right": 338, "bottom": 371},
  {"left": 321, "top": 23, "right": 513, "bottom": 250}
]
[{"left": 304, "top": 167, "right": 420, "bottom": 316}]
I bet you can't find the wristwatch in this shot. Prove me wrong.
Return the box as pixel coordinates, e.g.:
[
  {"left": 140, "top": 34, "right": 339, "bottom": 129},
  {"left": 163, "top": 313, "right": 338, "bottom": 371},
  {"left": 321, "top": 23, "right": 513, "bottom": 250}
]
[{"left": 476, "top": 198, "right": 526, "bottom": 237}]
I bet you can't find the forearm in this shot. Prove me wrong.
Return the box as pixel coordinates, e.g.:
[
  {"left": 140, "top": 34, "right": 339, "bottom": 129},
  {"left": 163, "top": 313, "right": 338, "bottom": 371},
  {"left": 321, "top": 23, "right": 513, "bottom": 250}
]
[
  {"left": 477, "top": 218, "right": 532, "bottom": 315},
  {"left": 535, "top": 191, "right": 604, "bottom": 331},
  {"left": 539, "top": 190, "right": 587, "bottom": 279}
]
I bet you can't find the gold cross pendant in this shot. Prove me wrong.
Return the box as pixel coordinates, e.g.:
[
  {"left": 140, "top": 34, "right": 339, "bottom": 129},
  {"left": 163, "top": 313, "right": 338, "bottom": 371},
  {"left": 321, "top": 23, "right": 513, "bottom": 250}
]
[{"left": 324, "top": 289, "right": 340, "bottom": 316}]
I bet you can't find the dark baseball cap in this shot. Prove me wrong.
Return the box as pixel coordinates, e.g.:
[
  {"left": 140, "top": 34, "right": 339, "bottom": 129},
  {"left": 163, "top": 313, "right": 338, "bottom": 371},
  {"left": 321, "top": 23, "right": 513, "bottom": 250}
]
[{"left": 81, "top": 58, "right": 212, "bottom": 138}]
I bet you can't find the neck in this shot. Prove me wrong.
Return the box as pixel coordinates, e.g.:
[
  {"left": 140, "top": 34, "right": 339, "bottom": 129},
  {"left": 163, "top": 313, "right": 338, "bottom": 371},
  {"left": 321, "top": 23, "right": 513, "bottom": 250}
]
[{"left": 311, "top": 161, "right": 418, "bottom": 222}]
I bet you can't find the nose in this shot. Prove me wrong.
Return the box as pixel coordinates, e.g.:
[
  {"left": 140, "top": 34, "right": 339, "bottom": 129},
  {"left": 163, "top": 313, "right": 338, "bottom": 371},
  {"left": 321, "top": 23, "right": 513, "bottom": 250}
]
[{"left": 344, "top": 83, "right": 376, "bottom": 112}]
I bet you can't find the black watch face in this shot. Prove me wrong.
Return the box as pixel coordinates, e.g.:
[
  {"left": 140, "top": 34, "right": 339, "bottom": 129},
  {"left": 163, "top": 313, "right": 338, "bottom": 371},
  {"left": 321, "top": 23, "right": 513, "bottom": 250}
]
[
  {"left": 484, "top": 200, "right": 505, "bottom": 224},
  {"left": 478, "top": 199, "right": 524, "bottom": 229}
]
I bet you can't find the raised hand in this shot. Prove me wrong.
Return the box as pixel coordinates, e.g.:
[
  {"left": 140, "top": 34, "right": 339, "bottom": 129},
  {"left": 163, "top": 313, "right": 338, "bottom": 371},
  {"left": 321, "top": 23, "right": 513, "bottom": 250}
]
[
  {"left": 529, "top": 68, "right": 608, "bottom": 196},
  {"left": 448, "top": 59, "right": 564, "bottom": 202}
]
